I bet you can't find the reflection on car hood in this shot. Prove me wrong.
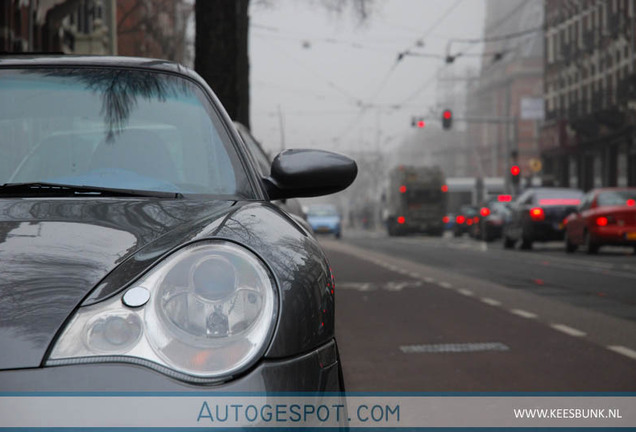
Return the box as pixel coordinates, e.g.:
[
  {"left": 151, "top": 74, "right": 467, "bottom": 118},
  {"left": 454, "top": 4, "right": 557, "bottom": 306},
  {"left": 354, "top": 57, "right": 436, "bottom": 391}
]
[{"left": 0, "top": 198, "right": 234, "bottom": 370}]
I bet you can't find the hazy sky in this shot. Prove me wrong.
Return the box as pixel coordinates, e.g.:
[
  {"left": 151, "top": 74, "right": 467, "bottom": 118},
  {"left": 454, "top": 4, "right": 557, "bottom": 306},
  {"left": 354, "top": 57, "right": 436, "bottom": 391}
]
[{"left": 248, "top": 0, "right": 485, "bottom": 156}]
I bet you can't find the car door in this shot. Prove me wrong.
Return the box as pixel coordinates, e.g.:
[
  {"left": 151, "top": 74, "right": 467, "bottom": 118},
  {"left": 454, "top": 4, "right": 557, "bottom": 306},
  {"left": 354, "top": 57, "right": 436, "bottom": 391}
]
[
  {"left": 508, "top": 191, "right": 533, "bottom": 240},
  {"left": 569, "top": 192, "right": 593, "bottom": 244}
]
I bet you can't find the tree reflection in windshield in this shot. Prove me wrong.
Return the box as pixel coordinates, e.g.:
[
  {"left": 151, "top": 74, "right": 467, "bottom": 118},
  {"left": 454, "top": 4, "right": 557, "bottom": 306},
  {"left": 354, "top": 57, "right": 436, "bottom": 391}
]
[{"left": 34, "top": 68, "right": 193, "bottom": 140}]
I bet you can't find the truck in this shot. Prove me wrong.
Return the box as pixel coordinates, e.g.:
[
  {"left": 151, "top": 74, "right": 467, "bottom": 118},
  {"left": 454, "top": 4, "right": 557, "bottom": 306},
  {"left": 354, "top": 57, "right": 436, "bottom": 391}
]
[{"left": 382, "top": 165, "right": 447, "bottom": 236}]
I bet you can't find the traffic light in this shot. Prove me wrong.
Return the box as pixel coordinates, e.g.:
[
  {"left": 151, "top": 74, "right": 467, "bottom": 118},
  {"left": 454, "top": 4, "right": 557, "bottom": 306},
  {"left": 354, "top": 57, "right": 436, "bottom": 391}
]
[
  {"left": 411, "top": 117, "right": 426, "bottom": 128},
  {"left": 510, "top": 165, "right": 520, "bottom": 186},
  {"left": 442, "top": 109, "right": 452, "bottom": 130}
]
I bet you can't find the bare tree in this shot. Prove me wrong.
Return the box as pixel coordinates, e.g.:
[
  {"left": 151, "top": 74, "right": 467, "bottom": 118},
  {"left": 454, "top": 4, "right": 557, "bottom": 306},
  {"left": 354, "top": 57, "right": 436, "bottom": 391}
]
[
  {"left": 118, "top": 0, "right": 192, "bottom": 63},
  {"left": 194, "top": 0, "right": 373, "bottom": 128}
]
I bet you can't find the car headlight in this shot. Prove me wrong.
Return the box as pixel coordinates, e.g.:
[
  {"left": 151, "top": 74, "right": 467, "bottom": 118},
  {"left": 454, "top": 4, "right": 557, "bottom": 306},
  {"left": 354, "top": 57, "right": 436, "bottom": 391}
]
[{"left": 47, "top": 241, "right": 278, "bottom": 383}]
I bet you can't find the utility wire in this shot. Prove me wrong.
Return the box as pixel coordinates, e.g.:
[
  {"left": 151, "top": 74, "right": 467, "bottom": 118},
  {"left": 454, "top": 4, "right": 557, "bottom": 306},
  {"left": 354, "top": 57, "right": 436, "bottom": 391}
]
[{"left": 332, "top": 0, "right": 466, "bottom": 144}]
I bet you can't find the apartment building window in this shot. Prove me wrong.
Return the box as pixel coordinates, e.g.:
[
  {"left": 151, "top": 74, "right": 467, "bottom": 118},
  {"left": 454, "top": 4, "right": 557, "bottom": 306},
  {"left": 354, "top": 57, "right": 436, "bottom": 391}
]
[
  {"left": 569, "top": 157, "right": 578, "bottom": 188},
  {"left": 618, "top": 149, "right": 628, "bottom": 187},
  {"left": 594, "top": 155, "right": 603, "bottom": 188}
]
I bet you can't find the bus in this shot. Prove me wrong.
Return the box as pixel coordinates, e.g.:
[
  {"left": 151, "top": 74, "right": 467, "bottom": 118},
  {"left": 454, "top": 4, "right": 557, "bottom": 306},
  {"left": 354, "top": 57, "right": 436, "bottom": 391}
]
[{"left": 383, "top": 165, "right": 447, "bottom": 236}]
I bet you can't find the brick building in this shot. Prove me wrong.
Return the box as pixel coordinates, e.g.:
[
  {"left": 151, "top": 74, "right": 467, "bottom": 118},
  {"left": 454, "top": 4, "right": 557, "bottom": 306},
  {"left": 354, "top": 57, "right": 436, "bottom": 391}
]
[
  {"left": 465, "top": 0, "right": 544, "bottom": 184},
  {"left": 117, "top": 0, "right": 191, "bottom": 63},
  {"left": 0, "top": 0, "right": 116, "bottom": 54},
  {"left": 541, "top": 0, "right": 636, "bottom": 189}
]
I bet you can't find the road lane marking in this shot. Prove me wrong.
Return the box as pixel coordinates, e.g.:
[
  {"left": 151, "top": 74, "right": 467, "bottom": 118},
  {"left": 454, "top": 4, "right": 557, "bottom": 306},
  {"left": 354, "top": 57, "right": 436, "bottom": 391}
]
[
  {"left": 550, "top": 324, "right": 586, "bottom": 337},
  {"left": 458, "top": 288, "right": 474, "bottom": 296},
  {"left": 607, "top": 345, "right": 636, "bottom": 360},
  {"left": 510, "top": 309, "right": 538, "bottom": 319},
  {"left": 400, "top": 342, "right": 510, "bottom": 354},
  {"left": 481, "top": 297, "right": 502, "bottom": 306},
  {"left": 424, "top": 277, "right": 435, "bottom": 283},
  {"left": 338, "top": 281, "right": 421, "bottom": 292},
  {"left": 409, "top": 272, "right": 421, "bottom": 278},
  {"left": 438, "top": 281, "right": 453, "bottom": 289}
]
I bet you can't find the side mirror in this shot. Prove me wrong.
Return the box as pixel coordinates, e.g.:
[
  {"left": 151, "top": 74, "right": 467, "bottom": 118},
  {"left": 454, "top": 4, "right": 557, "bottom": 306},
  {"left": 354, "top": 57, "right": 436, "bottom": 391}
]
[{"left": 263, "top": 149, "right": 357, "bottom": 200}]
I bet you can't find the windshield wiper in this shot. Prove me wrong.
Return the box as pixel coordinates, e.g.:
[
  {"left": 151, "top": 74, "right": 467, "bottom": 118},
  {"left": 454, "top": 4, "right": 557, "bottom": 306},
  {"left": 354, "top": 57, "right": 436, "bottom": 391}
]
[{"left": 0, "top": 182, "right": 183, "bottom": 199}]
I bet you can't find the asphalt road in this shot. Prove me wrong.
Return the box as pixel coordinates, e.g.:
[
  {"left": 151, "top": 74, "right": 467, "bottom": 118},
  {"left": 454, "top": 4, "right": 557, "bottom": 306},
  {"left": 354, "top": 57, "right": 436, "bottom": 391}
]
[{"left": 319, "top": 230, "right": 636, "bottom": 391}]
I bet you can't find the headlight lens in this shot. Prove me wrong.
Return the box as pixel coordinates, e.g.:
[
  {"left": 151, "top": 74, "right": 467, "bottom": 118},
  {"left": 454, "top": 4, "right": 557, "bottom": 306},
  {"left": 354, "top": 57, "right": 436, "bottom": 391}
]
[{"left": 47, "top": 241, "right": 277, "bottom": 382}]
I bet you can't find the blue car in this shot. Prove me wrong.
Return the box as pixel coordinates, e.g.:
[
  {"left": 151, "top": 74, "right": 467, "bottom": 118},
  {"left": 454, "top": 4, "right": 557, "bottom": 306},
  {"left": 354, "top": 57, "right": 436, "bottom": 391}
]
[{"left": 307, "top": 204, "right": 342, "bottom": 238}]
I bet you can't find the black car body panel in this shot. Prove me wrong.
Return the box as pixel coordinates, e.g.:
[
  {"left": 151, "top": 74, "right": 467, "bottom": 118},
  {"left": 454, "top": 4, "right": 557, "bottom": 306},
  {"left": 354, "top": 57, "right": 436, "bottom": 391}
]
[
  {"left": 0, "top": 340, "right": 341, "bottom": 392},
  {"left": 0, "top": 198, "right": 333, "bottom": 370},
  {"left": 503, "top": 188, "right": 583, "bottom": 247},
  {"left": 0, "top": 56, "right": 352, "bottom": 392}
]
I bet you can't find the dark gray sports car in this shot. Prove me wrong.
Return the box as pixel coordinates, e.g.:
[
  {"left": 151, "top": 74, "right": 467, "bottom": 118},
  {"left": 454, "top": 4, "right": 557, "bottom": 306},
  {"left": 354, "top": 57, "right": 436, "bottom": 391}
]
[{"left": 0, "top": 56, "right": 356, "bottom": 392}]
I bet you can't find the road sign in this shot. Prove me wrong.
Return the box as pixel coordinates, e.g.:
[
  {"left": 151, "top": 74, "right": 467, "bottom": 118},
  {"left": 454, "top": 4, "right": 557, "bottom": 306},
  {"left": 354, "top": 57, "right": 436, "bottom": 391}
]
[
  {"left": 520, "top": 97, "right": 545, "bottom": 120},
  {"left": 529, "top": 158, "right": 542, "bottom": 172}
]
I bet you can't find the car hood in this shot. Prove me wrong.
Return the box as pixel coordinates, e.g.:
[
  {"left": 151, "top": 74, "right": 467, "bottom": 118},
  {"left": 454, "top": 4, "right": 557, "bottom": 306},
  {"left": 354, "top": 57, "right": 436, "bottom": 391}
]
[{"left": 0, "top": 197, "right": 235, "bottom": 370}]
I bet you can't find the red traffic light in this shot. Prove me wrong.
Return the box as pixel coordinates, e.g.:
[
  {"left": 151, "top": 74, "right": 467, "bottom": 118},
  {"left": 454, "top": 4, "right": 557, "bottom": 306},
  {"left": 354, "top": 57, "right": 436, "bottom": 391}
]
[
  {"left": 399, "top": 185, "right": 407, "bottom": 193},
  {"left": 417, "top": 120, "right": 425, "bottom": 128},
  {"left": 441, "top": 109, "right": 453, "bottom": 130},
  {"left": 441, "top": 184, "right": 448, "bottom": 192},
  {"left": 510, "top": 165, "right": 520, "bottom": 176}
]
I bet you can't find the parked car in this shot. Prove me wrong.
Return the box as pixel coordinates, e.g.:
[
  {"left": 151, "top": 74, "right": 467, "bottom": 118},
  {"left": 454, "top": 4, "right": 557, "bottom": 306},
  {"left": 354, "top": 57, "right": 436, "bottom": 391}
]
[
  {"left": 564, "top": 188, "right": 636, "bottom": 254},
  {"left": 0, "top": 55, "right": 357, "bottom": 393},
  {"left": 503, "top": 187, "right": 583, "bottom": 249},
  {"left": 453, "top": 205, "right": 478, "bottom": 237},
  {"left": 306, "top": 204, "right": 342, "bottom": 238},
  {"left": 472, "top": 199, "right": 510, "bottom": 242},
  {"left": 233, "top": 122, "right": 312, "bottom": 233}
]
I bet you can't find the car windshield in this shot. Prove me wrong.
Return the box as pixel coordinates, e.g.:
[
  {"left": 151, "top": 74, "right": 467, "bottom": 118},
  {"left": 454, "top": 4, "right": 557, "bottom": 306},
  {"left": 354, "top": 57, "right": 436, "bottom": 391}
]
[
  {"left": 0, "top": 68, "right": 253, "bottom": 197},
  {"left": 597, "top": 190, "right": 636, "bottom": 206},
  {"left": 534, "top": 189, "right": 583, "bottom": 206},
  {"left": 307, "top": 205, "right": 339, "bottom": 217}
]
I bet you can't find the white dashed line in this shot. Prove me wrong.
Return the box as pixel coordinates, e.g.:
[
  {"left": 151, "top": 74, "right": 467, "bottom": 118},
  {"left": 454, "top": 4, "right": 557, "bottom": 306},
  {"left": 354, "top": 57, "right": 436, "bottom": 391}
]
[
  {"left": 550, "top": 324, "right": 586, "bottom": 337},
  {"left": 607, "top": 345, "right": 636, "bottom": 361},
  {"left": 458, "top": 289, "right": 474, "bottom": 296},
  {"left": 438, "top": 281, "right": 453, "bottom": 289},
  {"left": 481, "top": 298, "right": 502, "bottom": 306},
  {"left": 424, "top": 277, "right": 436, "bottom": 283},
  {"left": 510, "top": 309, "right": 538, "bottom": 319},
  {"left": 409, "top": 272, "right": 421, "bottom": 278}
]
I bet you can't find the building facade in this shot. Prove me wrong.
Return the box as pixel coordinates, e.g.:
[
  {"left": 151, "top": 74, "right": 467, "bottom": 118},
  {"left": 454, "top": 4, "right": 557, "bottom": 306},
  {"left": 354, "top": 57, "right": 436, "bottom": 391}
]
[
  {"left": 117, "top": 0, "right": 191, "bottom": 64},
  {"left": 465, "top": 0, "right": 544, "bottom": 184},
  {"left": 541, "top": 0, "right": 636, "bottom": 190},
  {"left": 0, "top": 0, "right": 116, "bottom": 55}
]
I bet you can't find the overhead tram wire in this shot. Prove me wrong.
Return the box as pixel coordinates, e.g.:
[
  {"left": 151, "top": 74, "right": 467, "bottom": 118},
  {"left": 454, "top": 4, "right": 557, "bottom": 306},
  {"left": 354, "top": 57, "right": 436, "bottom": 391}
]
[
  {"left": 262, "top": 43, "right": 364, "bottom": 105},
  {"left": 395, "top": 15, "right": 544, "bottom": 109},
  {"left": 331, "top": 0, "right": 465, "bottom": 144}
]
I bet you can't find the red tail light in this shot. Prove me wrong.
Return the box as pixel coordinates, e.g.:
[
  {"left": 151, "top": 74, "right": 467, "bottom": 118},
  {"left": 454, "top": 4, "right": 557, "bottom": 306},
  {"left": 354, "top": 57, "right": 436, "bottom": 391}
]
[
  {"left": 466, "top": 219, "right": 473, "bottom": 226},
  {"left": 596, "top": 216, "right": 608, "bottom": 227},
  {"left": 473, "top": 216, "right": 479, "bottom": 223},
  {"left": 498, "top": 194, "right": 512, "bottom": 202},
  {"left": 529, "top": 207, "right": 545, "bottom": 221},
  {"left": 456, "top": 215, "right": 465, "bottom": 224},
  {"left": 397, "top": 216, "right": 405, "bottom": 224},
  {"left": 627, "top": 199, "right": 635, "bottom": 207},
  {"left": 441, "top": 185, "right": 449, "bottom": 192},
  {"left": 442, "top": 216, "right": 450, "bottom": 224},
  {"left": 480, "top": 207, "right": 490, "bottom": 217}
]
